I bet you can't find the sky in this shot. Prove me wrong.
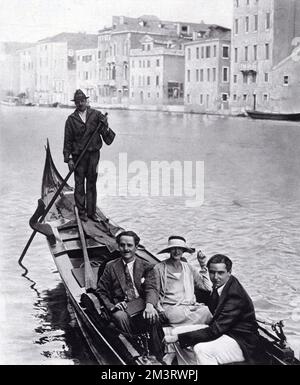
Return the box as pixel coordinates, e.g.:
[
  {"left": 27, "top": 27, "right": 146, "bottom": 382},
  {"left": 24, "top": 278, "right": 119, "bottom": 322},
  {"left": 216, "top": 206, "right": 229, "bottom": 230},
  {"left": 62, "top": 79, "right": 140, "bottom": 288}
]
[{"left": 0, "top": 0, "right": 233, "bottom": 43}]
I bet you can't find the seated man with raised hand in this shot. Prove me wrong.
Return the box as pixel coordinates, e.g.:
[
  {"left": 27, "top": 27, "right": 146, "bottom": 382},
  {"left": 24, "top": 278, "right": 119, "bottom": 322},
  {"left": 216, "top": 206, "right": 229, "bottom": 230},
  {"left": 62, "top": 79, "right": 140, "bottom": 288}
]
[
  {"left": 164, "top": 254, "right": 259, "bottom": 365},
  {"left": 96, "top": 230, "right": 164, "bottom": 361}
]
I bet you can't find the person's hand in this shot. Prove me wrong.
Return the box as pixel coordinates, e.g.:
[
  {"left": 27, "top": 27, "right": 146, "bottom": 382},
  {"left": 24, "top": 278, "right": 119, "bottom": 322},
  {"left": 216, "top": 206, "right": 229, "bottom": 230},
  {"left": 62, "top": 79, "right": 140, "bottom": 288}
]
[
  {"left": 114, "top": 301, "right": 127, "bottom": 312},
  {"left": 197, "top": 250, "right": 207, "bottom": 268},
  {"left": 143, "top": 303, "right": 158, "bottom": 324},
  {"left": 68, "top": 159, "right": 75, "bottom": 172},
  {"left": 99, "top": 114, "right": 109, "bottom": 133},
  {"left": 164, "top": 334, "right": 178, "bottom": 344}
]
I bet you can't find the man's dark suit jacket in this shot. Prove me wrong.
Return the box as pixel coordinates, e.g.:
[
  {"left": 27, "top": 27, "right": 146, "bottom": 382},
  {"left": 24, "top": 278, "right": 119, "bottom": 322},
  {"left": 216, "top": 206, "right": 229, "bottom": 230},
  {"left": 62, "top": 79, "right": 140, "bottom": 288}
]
[
  {"left": 178, "top": 275, "right": 259, "bottom": 360},
  {"left": 96, "top": 257, "right": 158, "bottom": 312}
]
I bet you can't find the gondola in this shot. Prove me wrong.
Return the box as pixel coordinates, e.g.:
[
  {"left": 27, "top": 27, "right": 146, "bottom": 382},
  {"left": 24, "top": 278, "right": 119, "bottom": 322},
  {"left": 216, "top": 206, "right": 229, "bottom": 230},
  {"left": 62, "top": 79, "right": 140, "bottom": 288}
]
[
  {"left": 35, "top": 142, "right": 299, "bottom": 365},
  {"left": 246, "top": 110, "right": 300, "bottom": 121}
]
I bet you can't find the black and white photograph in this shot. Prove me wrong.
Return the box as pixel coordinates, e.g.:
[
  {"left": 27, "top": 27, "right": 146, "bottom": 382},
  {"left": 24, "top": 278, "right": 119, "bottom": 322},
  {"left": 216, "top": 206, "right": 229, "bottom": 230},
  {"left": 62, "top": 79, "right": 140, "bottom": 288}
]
[{"left": 0, "top": 0, "right": 300, "bottom": 367}]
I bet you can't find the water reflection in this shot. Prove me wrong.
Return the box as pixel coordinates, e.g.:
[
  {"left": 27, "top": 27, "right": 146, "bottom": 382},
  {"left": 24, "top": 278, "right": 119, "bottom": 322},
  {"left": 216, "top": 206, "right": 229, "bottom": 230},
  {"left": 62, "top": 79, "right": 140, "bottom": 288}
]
[{"left": 33, "top": 283, "right": 96, "bottom": 365}]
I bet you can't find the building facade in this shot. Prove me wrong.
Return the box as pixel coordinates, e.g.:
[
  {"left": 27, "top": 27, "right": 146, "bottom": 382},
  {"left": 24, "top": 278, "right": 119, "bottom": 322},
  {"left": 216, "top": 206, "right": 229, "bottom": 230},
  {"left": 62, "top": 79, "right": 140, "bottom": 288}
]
[
  {"left": 96, "top": 15, "right": 214, "bottom": 105},
  {"left": 230, "top": 0, "right": 300, "bottom": 113},
  {"left": 76, "top": 48, "right": 98, "bottom": 103},
  {"left": 129, "top": 35, "right": 184, "bottom": 105},
  {"left": 0, "top": 42, "right": 32, "bottom": 99},
  {"left": 184, "top": 27, "right": 231, "bottom": 112},
  {"left": 19, "top": 46, "right": 36, "bottom": 103},
  {"left": 34, "top": 33, "right": 98, "bottom": 105}
]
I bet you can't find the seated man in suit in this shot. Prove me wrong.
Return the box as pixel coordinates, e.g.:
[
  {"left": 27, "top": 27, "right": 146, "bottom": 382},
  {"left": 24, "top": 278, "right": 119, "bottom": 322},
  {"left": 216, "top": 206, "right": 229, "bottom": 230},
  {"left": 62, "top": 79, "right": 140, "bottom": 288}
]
[
  {"left": 164, "top": 254, "right": 259, "bottom": 365},
  {"left": 96, "top": 230, "right": 164, "bottom": 360}
]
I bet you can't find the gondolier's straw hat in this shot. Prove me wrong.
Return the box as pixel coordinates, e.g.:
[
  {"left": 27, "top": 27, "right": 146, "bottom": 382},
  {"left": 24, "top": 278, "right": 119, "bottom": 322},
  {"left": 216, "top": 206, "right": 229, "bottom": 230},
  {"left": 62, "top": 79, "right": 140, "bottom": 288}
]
[
  {"left": 157, "top": 236, "right": 195, "bottom": 254},
  {"left": 71, "top": 89, "right": 89, "bottom": 101}
]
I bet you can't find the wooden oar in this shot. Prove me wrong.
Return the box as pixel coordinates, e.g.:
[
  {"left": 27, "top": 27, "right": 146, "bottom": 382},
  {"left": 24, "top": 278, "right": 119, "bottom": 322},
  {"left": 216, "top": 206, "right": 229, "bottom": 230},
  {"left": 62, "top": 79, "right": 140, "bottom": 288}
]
[
  {"left": 74, "top": 206, "right": 97, "bottom": 290},
  {"left": 18, "top": 114, "right": 108, "bottom": 265}
]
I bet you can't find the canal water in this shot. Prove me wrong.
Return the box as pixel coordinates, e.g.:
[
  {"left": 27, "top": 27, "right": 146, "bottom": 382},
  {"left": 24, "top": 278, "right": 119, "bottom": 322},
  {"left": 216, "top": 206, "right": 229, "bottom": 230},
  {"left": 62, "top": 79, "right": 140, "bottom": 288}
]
[{"left": 0, "top": 105, "right": 300, "bottom": 364}]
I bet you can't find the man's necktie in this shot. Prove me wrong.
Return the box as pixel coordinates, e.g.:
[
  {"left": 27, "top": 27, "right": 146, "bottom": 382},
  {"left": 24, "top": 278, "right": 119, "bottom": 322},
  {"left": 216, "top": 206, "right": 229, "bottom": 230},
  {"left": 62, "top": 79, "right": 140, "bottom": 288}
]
[
  {"left": 124, "top": 263, "right": 136, "bottom": 301},
  {"left": 209, "top": 287, "right": 219, "bottom": 314}
]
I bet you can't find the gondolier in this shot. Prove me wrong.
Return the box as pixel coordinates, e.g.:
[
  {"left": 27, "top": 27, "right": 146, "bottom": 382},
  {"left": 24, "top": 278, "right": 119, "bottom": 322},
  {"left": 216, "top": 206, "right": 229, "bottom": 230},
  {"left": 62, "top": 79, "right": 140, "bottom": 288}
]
[{"left": 63, "top": 89, "right": 115, "bottom": 222}]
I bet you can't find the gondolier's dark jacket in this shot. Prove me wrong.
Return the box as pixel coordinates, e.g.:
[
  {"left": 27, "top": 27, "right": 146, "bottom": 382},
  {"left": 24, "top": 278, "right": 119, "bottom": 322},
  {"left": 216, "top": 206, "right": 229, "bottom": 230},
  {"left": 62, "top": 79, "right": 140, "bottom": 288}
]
[
  {"left": 96, "top": 257, "right": 159, "bottom": 312},
  {"left": 178, "top": 275, "right": 260, "bottom": 361},
  {"left": 63, "top": 107, "right": 114, "bottom": 163}
]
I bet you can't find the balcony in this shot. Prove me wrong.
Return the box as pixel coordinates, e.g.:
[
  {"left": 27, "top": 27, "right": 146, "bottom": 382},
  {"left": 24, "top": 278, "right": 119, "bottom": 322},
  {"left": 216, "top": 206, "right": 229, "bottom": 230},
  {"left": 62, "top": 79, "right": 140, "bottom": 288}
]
[{"left": 239, "top": 61, "right": 258, "bottom": 73}]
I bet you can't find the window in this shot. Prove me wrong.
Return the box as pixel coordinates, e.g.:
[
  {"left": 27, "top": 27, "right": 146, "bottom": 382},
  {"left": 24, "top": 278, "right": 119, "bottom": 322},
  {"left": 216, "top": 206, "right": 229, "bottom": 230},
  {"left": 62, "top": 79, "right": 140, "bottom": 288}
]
[
  {"left": 213, "top": 45, "right": 217, "bottom": 57},
  {"left": 264, "top": 73, "right": 269, "bottom": 82},
  {"left": 245, "top": 46, "right": 248, "bottom": 61},
  {"left": 201, "top": 47, "right": 204, "bottom": 58},
  {"left": 156, "top": 75, "right": 159, "bottom": 86},
  {"left": 156, "top": 59, "right": 160, "bottom": 67},
  {"left": 131, "top": 76, "right": 134, "bottom": 86},
  {"left": 82, "top": 55, "right": 92, "bottom": 63},
  {"left": 222, "top": 67, "right": 229, "bottom": 82},
  {"left": 147, "top": 44, "right": 151, "bottom": 51},
  {"left": 147, "top": 60, "right": 150, "bottom": 67},
  {"left": 243, "top": 72, "right": 248, "bottom": 83},
  {"left": 222, "top": 45, "right": 229, "bottom": 58},
  {"left": 243, "top": 94, "right": 247, "bottom": 101},
  {"left": 147, "top": 76, "right": 150, "bottom": 85},
  {"left": 206, "top": 46, "right": 211, "bottom": 58},
  {"left": 235, "top": 19, "right": 239, "bottom": 34},
  {"left": 266, "top": 12, "right": 271, "bottom": 29},
  {"left": 222, "top": 93, "right": 228, "bottom": 101},
  {"left": 207, "top": 68, "right": 210, "bottom": 82},
  {"left": 148, "top": 92, "right": 151, "bottom": 98},
  {"left": 213, "top": 68, "right": 216, "bottom": 82},
  {"left": 246, "top": 0, "right": 250, "bottom": 5},
  {"left": 253, "top": 45, "right": 257, "bottom": 60},
  {"left": 124, "top": 64, "right": 128, "bottom": 81},
  {"left": 245, "top": 16, "right": 249, "bottom": 33},
  {"left": 196, "top": 69, "right": 199, "bottom": 82},
  {"left": 187, "top": 48, "right": 191, "bottom": 60},
  {"left": 283, "top": 75, "right": 289, "bottom": 85},
  {"left": 254, "top": 15, "right": 258, "bottom": 31},
  {"left": 187, "top": 70, "right": 190, "bottom": 82},
  {"left": 112, "top": 66, "right": 116, "bottom": 80},
  {"left": 139, "top": 60, "right": 142, "bottom": 68},
  {"left": 200, "top": 69, "right": 204, "bottom": 81},
  {"left": 234, "top": 48, "right": 238, "bottom": 63},
  {"left": 200, "top": 94, "right": 203, "bottom": 104},
  {"left": 263, "top": 94, "right": 268, "bottom": 101},
  {"left": 233, "top": 94, "right": 237, "bottom": 101},
  {"left": 235, "top": 0, "right": 239, "bottom": 7},
  {"left": 234, "top": 74, "right": 237, "bottom": 83},
  {"left": 187, "top": 94, "right": 190, "bottom": 103},
  {"left": 265, "top": 43, "right": 269, "bottom": 60},
  {"left": 196, "top": 47, "right": 199, "bottom": 59}
]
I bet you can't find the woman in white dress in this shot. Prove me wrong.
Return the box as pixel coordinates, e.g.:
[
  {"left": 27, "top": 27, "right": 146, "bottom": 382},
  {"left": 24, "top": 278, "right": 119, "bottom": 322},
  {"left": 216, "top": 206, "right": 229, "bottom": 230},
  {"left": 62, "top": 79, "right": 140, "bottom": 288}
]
[{"left": 154, "top": 236, "right": 212, "bottom": 364}]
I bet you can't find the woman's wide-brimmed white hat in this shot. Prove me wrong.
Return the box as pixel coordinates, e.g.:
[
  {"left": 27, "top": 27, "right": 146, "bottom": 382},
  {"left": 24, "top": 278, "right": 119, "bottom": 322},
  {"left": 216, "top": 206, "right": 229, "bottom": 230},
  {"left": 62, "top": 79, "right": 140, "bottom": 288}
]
[{"left": 157, "top": 236, "right": 195, "bottom": 254}]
